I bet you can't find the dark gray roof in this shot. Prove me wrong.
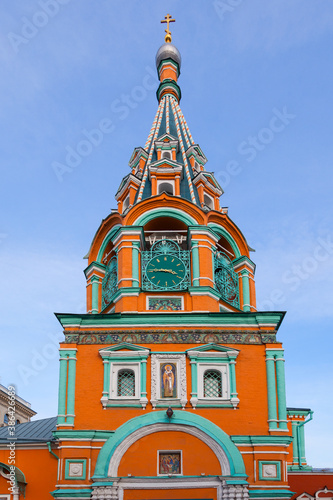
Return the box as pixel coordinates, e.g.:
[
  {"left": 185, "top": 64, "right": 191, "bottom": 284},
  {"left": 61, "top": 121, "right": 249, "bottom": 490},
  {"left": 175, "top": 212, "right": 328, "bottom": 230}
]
[{"left": 0, "top": 417, "right": 57, "bottom": 443}]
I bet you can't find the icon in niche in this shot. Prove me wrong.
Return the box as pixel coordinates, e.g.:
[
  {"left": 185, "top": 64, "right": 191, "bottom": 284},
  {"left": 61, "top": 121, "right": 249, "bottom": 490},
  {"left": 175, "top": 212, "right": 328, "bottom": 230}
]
[{"left": 159, "top": 452, "right": 181, "bottom": 474}]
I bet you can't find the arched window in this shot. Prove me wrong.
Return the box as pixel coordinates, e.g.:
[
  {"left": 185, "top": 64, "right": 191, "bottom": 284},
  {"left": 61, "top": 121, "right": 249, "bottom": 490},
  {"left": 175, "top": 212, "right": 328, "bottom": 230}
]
[
  {"left": 162, "top": 150, "right": 171, "bottom": 159},
  {"left": 117, "top": 369, "right": 135, "bottom": 397},
  {"left": 16, "top": 419, "right": 20, "bottom": 425},
  {"left": 158, "top": 182, "right": 174, "bottom": 195},
  {"left": 3, "top": 414, "right": 9, "bottom": 424},
  {"left": 204, "top": 369, "right": 222, "bottom": 398}
]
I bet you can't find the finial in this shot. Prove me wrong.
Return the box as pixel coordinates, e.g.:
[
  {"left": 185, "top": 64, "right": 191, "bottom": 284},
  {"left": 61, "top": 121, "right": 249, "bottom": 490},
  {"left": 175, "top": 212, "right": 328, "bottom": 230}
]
[{"left": 161, "top": 14, "right": 175, "bottom": 43}]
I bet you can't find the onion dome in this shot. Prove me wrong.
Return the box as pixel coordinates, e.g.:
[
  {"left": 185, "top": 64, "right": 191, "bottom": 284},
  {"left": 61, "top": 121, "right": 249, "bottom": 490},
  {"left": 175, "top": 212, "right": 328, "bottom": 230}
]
[{"left": 156, "top": 43, "right": 181, "bottom": 72}]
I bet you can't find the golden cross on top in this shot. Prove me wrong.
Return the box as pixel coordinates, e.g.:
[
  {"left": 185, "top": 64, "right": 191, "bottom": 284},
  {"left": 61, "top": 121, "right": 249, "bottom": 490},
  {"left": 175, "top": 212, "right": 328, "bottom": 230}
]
[{"left": 161, "top": 13, "right": 175, "bottom": 43}]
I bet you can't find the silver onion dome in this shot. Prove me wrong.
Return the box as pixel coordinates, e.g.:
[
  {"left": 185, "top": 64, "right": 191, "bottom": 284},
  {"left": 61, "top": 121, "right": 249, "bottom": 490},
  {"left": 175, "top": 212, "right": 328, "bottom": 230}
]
[{"left": 155, "top": 43, "right": 181, "bottom": 71}]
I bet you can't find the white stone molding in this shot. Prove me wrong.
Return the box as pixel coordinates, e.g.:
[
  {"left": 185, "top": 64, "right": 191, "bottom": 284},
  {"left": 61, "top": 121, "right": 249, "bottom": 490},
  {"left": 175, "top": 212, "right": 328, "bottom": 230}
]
[
  {"left": 221, "top": 483, "right": 249, "bottom": 500},
  {"left": 316, "top": 488, "right": 333, "bottom": 499},
  {"left": 151, "top": 354, "right": 187, "bottom": 409},
  {"left": 107, "top": 422, "right": 231, "bottom": 477},
  {"left": 92, "top": 477, "right": 249, "bottom": 500},
  {"left": 91, "top": 484, "right": 119, "bottom": 500}
]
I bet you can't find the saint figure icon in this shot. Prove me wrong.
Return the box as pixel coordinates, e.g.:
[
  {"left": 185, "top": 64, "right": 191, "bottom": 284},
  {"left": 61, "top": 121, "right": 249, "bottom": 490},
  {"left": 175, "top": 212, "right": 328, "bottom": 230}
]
[{"left": 162, "top": 364, "right": 175, "bottom": 397}]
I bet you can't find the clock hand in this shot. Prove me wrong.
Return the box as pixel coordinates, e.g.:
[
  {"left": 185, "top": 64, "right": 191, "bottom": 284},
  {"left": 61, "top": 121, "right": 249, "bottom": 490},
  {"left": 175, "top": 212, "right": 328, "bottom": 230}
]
[{"left": 150, "top": 268, "right": 178, "bottom": 274}]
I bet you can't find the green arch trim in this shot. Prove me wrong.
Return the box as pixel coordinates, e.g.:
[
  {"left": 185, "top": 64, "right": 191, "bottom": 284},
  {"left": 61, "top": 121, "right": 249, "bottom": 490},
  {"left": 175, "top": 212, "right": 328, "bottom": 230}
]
[
  {"left": 0, "top": 462, "right": 26, "bottom": 484},
  {"left": 93, "top": 410, "right": 246, "bottom": 479},
  {"left": 133, "top": 208, "right": 197, "bottom": 227},
  {"left": 96, "top": 224, "right": 122, "bottom": 263},
  {"left": 208, "top": 223, "right": 241, "bottom": 258}
]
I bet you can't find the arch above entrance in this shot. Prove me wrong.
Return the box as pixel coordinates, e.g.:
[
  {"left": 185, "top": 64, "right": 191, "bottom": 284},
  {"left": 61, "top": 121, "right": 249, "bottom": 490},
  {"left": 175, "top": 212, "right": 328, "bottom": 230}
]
[{"left": 93, "top": 410, "right": 246, "bottom": 479}]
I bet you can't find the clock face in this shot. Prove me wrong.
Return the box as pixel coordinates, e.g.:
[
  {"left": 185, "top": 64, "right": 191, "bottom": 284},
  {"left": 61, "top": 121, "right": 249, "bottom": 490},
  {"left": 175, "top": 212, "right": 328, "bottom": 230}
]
[{"left": 146, "top": 254, "right": 186, "bottom": 289}]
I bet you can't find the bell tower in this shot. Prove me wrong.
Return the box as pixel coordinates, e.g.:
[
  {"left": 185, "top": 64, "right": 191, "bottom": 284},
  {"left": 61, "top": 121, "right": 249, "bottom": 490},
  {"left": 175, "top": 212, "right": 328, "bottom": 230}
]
[{"left": 83, "top": 16, "right": 256, "bottom": 318}]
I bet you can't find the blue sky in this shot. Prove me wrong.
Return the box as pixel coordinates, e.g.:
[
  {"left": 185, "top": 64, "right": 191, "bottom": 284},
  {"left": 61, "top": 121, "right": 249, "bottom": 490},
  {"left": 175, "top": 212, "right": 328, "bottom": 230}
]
[{"left": 0, "top": 1, "right": 332, "bottom": 466}]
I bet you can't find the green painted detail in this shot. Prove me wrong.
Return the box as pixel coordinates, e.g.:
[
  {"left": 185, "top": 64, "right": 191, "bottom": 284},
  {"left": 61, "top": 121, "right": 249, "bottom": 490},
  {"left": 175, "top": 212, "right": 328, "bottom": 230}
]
[
  {"left": 289, "top": 411, "right": 313, "bottom": 470},
  {"left": 266, "top": 349, "right": 284, "bottom": 357},
  {"left": 0, "top": 463, "right": 26, "bottom": 485},
  {"left": 53, "top": 429, "right": 115, "bottom": 440},
  {"left": 56, "top": 311, "right": 285, "bottom": 328},
  {"left": 195, "top": 403, "right": 235, "bottom": 408},
  {"left": 157, "top": 57, "right": 180, "bottom": 77},
  {"left": 191, "top": 241, "right": 200, "bottom": 287},
  {"left": 102, "top": 359, "right": 110, "bottom": 398},
  {"left": 148, "top": 297, "right": 182, "bottom": 311},
  {"left": 249, "top": 490, "right": 293, "bottom": 499},
  {"left": 102, "top": 256, "right": 118, "bottom": 310},
  {"left": 214, "top": 250, "right": 239, "bottom": 308},
  {"left": 91, "top": 482, "right": 114, "bottom": 487},
  {"left": 51, "top": 488, "right": 92, "bottom": 498},
  {"left": 287, "top": 408, "right": 312, "bottom": 417},
  {"left": 190, "top": 360, "right": 198, "bottom": 396},
  {"left": 276, "top": 358, "right": 288, "bottom": 430},
  {"left": 105, "top": 403, "right": 143, "bottom": 408},
  {"left": 65, "top": 459, "right": 86, "bottom": 480},
  {"left": 99, "top": 342, "right": 150, "bottom": 353},
  {"left": 229, "top": 362, "right": 237, "bottom": 397},
  {"left": 104, "top": 287, "right": 141, "bottom": 305},
  {"left": 59, "top": 349, "right": 78, "bottom": 356},
  {"left": 47, "top": 442, "right": 59, "bottom": 461},
  {"left": 266, "top": 354, "right": 278, "bottom": 430},
  {"left": 230, "top": 435, "right": 292, "bottom": 445},
  {"left": 93, "top": 410, "right": 246, "bottom": 479},
  {"left": 132, "top": 242, "right": 140, "bottom": 287},
  {"left": 65, "top": 330, "right": 276, "bottom": 345},
  {"left": 232, "top": 255, "right": 256, "bottom": 270},
  {"left": 156, "top": 79, "right": 181, "bottom": 102},
  {"left": 187, "top": 225, "right": 219, "bottom": 238},
  {"left": 96, "top": 225, "right": 144, "bottom": 263},
  {"left": 186, "top": 343, "right": 239, "bottom": 354},
  {"left": 84, "top": 260, "right": 106, "bottom": 278},
  {"left": 57, "top": 356, "right": 68, "bottom": 425},
  {"left": 91, "top": 275, "right": 100, "bottom": 313},
  {"left": 225, "top": 480, "right": 249, "bottom": 485},
  {"left": 240, "top": 269, "right": 250, "bottom": 312},
  {"left": 188, "top": 286, "right": 222, "bottom": 300},
  {"left": 140, "top": 360, "right": 146, "bottom": 398},
  {"left": 66, "top": 356, "right": 77, "bottom": 426},
  {"left": 134, "top": 208, "right": 196, "bottom": 227},
  {"left": 258, "top": 460, "right": 281, "bottom": 481},
  {"left": 142, "top": 240, "right": 190, "bottom": 291},
  {"left": 207, "top": 223, "right": 241, "bottom": 258}
]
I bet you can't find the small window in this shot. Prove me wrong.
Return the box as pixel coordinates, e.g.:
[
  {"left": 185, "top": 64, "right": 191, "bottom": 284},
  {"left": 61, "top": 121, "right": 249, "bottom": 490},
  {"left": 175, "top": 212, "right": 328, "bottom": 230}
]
[
  {"left": 123, "top": 195, "right": 130, "bottom": 211},
  {"left": 162, "top": 151, "right": 171, "bottom": 159},
  {"left": 194, "top": 161, "right": 200, "bottom": 172},
  {"left": 204, "top": 369, "right": 222, "bottom": 397},
  {"left": 158, "top": 182, "right": 174, "bottom": 195},
  {"left": 16, "top": 419, "right": 20, "bottom": 425},
  {"left": 117, "top": 369, "right": 135, "bottom": 396},
  {"left": 3, "top": 414, "right": 8, "bottom": 424},
  {"left": 204, "top": 194, "right": 214, "bottom": 209}
]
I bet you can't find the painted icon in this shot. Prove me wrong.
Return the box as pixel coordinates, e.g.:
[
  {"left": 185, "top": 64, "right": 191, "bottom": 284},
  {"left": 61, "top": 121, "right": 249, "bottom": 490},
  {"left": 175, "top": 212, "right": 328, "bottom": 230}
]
[
  {"left": 159, "top": 452, "right": 181, "bottom": 474},
  {"left": 161, "top": 363, "right": 176, "bottom": 398}
]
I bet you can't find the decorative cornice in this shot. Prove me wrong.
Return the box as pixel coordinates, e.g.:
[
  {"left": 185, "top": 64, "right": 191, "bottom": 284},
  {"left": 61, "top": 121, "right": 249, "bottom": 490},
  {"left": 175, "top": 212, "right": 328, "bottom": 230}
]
[
  {"left": 62, "top": 329, "right": 278, "bottom": 345},
  {"left": 56, "top": 311, "right": 285, "bottom": 330}
]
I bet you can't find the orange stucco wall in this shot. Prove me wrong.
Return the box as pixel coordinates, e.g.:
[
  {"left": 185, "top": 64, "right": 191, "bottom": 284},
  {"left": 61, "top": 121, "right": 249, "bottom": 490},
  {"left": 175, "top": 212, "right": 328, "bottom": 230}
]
[
  {"left": 61, "top": 342, "right": 274, "bottom": 436},
  {"left": 118, "top": 431, "right": 221, "bottom": 477},
  {"left": 0, "top": 448, "right": 57, "bottom": 498}
]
